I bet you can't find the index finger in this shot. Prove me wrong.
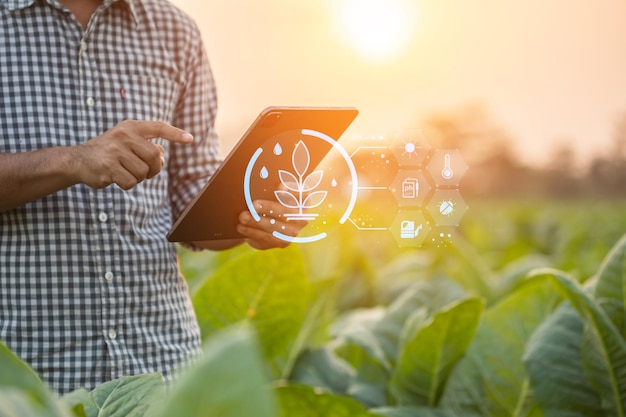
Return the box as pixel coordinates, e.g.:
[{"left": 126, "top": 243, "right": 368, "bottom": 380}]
[{"left": 127, "top": 120, "right": 194, "bottom": 144}]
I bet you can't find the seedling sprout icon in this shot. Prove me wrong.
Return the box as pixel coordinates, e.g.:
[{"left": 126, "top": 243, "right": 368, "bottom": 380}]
[
  {"left": 244, "top": 129, "right": 359, "bottom": 244},
  {"left": 275, "top": 140, "right": 327, "bottom": 221}
]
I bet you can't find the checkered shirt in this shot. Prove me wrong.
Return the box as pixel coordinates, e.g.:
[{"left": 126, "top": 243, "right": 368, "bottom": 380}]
[{"left": 0, "top": 0, "right": 221, "bottom": 394}]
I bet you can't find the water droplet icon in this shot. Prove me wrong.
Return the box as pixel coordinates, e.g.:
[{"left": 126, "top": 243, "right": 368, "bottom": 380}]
[
  {"left": 260, "top": 166, "right": 269, "bottom": 179},
  {"left": 273, "top": 143, "right": 282, "bottom": 155},
  {"left": 331, "top": 178, "right": 338, "bottom": 187}
]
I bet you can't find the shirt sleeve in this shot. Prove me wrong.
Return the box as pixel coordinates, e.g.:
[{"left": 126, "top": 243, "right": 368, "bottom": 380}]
[{"left": 167, "top": 26, "right": 222, "bottom": 244}]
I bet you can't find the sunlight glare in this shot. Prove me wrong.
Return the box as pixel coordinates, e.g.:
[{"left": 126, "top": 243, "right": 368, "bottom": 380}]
[{"left": 335, "top": 0, "right": 417, "bottom": 62}]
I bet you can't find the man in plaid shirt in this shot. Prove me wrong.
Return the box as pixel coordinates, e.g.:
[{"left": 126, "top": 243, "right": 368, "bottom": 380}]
[{"left": 0, "top": 0, "right": 301, "bottom": 394}]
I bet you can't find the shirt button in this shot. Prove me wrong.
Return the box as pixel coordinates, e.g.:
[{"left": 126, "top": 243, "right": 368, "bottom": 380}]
[
  {"left": 104, "top": 271, "right": 114, "bottom": 281},
  {"left": 80, "top": 41, "right": 88, "bottom": 52},
  {"left": 98, "top": 212, "right": 108, "bottom": 223},
  {"left": 108, "top": 329, "right": 117, "bottom": 340},
  {"left": 86, "top": 97, "right": 95, "bottom": 108}
]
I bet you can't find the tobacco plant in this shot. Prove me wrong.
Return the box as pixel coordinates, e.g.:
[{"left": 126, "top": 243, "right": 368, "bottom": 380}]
[{"left": 2, "top": 202, "right": 626, "bottom": 416}]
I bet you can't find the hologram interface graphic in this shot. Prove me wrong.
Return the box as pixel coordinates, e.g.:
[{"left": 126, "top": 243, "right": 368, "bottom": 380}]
[{"left": 243, "top": 128, "right": 468, "bottom": 247}]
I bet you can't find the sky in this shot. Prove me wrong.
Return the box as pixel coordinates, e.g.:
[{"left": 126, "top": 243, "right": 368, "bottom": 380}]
[{"left": 170, "top": 0, "right": 626, "bottom": 166}]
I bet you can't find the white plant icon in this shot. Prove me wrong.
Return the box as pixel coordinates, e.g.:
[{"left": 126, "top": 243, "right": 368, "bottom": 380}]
[{"left": 275, "top": 140, "right": 327, "bottom": 221}]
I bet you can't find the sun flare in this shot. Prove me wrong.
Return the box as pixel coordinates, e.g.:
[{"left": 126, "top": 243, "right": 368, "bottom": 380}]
[{"left": 334, "top": 0, "right": 418, "bottom": 62}]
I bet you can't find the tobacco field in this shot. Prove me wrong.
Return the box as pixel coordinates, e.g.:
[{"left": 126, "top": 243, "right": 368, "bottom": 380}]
[{"left": 3, "top": 199, "right": 626, "bottom": 416}]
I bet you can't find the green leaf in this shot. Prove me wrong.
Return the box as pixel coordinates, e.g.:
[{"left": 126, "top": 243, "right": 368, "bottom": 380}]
[
  {"left": 0, "top": 341, "right": 71, "bottom": 417},
  {"left": 0, "top": 341, "right": 53, "bottom": 406},
  {"left": 593, "top": 233, "right": 626, "bottom": 333},
  {"left": 61, "top": 388, "right": 95, "bottom": 417},
  {"left": 62, "top": 375, "right": 164, "bottom": 417},
  {"left": 532, "top": 268, "right": 626, "bottom": 417},
  {"left": 493, "top": 254, "right": 553, "bottom": 300},
  {"left": 440, "top": 275, "right": 559, "bottom": 417},
  {"left": 0, "top": 389, "right": 65, "bottom": 417},
  {"left": 330, "top": 309, "right": 390, "bottom": 407},
  {"left": 372, "top": 278, "right": 467, "bottom": 365},
  {"left": 83, "top": 374, "right": 164, "bottom": 417},
  {"left": 325, "top": 279, "right": 468, "bottom": 408},
  {"left": 389, "top": 297, "right": 484, "bottom": 406},
  {"left": 524, "top": 302, "right": 604, "bottom": 417},
  {"left": 331, "top": 308, "right": 390, "bottom": 370},
  {"left": 370, "top": 406, "right": 458, "bottom": 417},
  {"left": 333, "top": 332, "right": 389, "bottom": 408},
  {"left": 192, "top": 245, "right": 311, "bottom": 376},
  {"left": 154, "top": 325, "right": 276, "bottom": 417},
  {"left": 289, "top": 347, "right": 355, "bottom": 394},
  {"left": 278, "top": 289, "right": 336, "bottom": 380},
  {"left": 275, "top": 384, "right": 376, "bottom": 417}
]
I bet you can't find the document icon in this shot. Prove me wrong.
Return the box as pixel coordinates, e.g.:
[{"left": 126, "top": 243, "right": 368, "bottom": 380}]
[
  {"left": 400, "top": 220, "right": 422, "bottom": 239},
  {"left": 402, "top": 178, "right": 419, "bottom": 199}
]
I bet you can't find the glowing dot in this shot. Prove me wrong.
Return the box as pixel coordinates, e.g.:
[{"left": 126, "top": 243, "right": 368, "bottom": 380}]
[
  {"left": 405, "top": 143, "right": 416, "bottom": 153},
  {"left": 380, "top": 153, "right": 385, "bottom": 158},
  {"left": 273, "top": 143, "right": 283, "bottom": 155},
  {"left": 331, "top": 178, "right": 338, "bottom": 187},
  {"left": 260, "top": 166, "right": 269, "bottom": 179},
  {"left": 281, "top": 225, "right": 286, "bottom": 230},
  {"left": 440, "top": 233, "right": 444, "bottom": 237},
  {"left": 270, "top": 219, "right": 276, "bottom": 225}
]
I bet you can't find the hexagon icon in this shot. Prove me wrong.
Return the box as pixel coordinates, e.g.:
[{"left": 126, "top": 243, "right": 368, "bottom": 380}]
[
  {"left": 390, "top": 210, "right": 431, "bottom": 247},
  {"left": 426, "top": 149, "right": 468, "bottom": 187},
  {"left": 351, "top": 146, "right": 398, "bottom": 188},
  {"left": 426, "top": 189, "right": 468, "bottom": 226},
  {"left": 389, "top": 169, "right": 433, "bottom": 207},
  {"left": 391, "top": 130, "right": 431, "bottom": 167}
]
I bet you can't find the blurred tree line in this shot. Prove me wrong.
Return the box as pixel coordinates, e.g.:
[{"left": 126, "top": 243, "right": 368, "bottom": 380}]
[{"left": 420, "top": 103, "right": 626, "bottom": 199}]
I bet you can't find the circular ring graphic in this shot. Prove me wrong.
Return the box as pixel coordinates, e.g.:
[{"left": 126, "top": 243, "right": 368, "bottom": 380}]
[{"left": 244, "top": 129, "right": 359, "bottom": 243}]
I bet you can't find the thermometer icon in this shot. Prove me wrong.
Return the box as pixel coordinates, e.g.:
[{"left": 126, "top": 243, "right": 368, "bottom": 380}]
[{"left": 441, "top": 153, "right": 454, "bottom": 179}]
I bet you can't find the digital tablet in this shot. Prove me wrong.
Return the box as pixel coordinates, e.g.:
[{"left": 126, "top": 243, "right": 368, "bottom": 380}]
[{"left": 167, "top": 106, "right": 358, "bottom": 242}]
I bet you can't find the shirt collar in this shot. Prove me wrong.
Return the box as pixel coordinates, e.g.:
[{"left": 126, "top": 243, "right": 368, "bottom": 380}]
[
  {"left": 2, "top": 0, "right": 36, "bottom": 10},
  {"left": 3, "top": 0, "right": 140, "bottom": 26}
]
